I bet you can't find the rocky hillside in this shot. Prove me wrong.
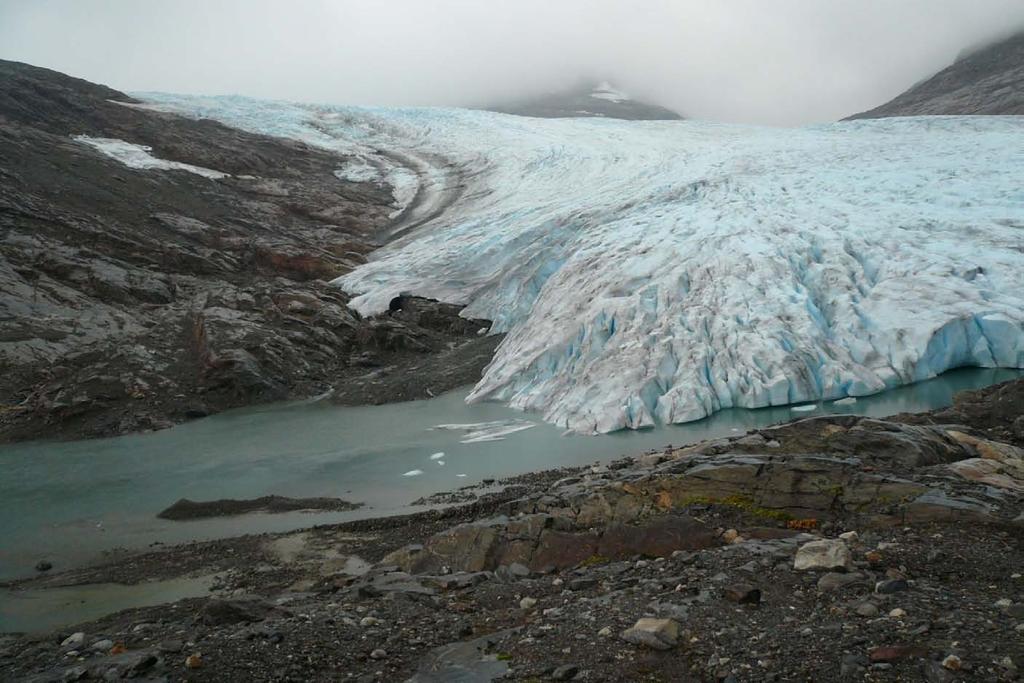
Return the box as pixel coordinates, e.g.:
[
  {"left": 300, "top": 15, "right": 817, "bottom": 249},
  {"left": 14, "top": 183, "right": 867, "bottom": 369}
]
[
  {"left": 847, "top": 29, "right": 1024, "bottom": 119},
  {"left": 1, "top": 378, "right": 1022, "bottom": 681},
  {"left": 0, "top": 60, "right": 498, "bottom": 443},
  {"left": 488, "top": 81, "right": 683, "bottom": 120}
]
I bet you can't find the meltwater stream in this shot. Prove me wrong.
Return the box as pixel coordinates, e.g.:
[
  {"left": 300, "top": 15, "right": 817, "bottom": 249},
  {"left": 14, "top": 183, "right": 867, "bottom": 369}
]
[{"left": 0, "top": 367, "right": 1019, "bottom": 587}]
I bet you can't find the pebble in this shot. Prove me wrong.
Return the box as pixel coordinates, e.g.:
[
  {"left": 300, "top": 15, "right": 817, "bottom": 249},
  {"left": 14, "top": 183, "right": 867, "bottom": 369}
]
[
  {"left": 34, "top": 560, "right": 52, "bottom": 572},
  {"left": 158, "top": 640, "right": 183, "bottom": 654},
  {"left": 875, "top": 579, "right": 909, "bottom": 594},
  {"left": 370, "top": 649, "right": 387, "bottom": 660},
  {"left": 551, "top": 664, "right": 580, "bottom": 680},
  {"left": 598, "top": 627, "right": 612, "bottom": 637},
  {"left": 60, "top": 633, "right": 85, "bottom": 648},
  {"left": 520, "top": 597, "right": 537, "bottom": 609},
  {"left": 818, "top": 572, "right": 863, "bottom": 593},
  {"left": 359, "top": 616, "right": 380, "bottom": 627},
  {"left": 185, "top": 653, "right": 202, "bottom": 669},
  {"left": 855, "top": 603, "right": 879, "bottom": 617},
  {"left": 90, "top": 639, "right": 113, "bottom": 652},
  {"left": 838, "top": 531, "right": 859, "bottom": 542},
  {"left": 889, "top": 608, "right": 907, "bottom": 618},
  {"left": 995, "top": 598, "right": 1013, "bottom": 608},
  {"left": 723, "top": 583, "right": 761, "bottom": 604},
  {"left": 568, "top": 578, "right": 597, "bottom": 591},
  {"left": 941, "top": 654, "right": 962, "bottom": 671}
]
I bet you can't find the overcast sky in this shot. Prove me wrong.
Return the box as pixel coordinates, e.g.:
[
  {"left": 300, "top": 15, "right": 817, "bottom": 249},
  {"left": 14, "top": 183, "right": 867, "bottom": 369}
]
[{"left": 2, "top": 0, "right": 1023, "bottom": 125}]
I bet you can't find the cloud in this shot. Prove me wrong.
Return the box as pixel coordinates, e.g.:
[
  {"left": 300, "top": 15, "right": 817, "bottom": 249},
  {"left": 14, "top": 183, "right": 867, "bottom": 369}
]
[{"left": 2, "top": 0, "right": 1023, "bottom": 125}]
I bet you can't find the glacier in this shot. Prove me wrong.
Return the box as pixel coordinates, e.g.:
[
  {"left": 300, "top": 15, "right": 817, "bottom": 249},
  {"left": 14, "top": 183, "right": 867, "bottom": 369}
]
[{"left": 134, "top": 93, "right": 1024, "bottom": 433}]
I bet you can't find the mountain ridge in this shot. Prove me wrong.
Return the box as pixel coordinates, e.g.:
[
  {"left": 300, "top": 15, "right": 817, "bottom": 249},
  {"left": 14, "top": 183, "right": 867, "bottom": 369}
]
[
  {"left": 486, "top": 80, "right": 683, "bottom": 120},
  {"left": 846, "top": 29, "right": 1024, "bottom": 119}
]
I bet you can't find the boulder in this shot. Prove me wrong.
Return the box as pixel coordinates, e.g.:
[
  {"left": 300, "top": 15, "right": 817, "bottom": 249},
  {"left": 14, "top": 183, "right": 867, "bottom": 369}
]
[
  {"left": 793, "top": 539, "right": 853, "bottom": 572},
  {"left": 620, "top": 618, "right": 680, "bottom": 650}
]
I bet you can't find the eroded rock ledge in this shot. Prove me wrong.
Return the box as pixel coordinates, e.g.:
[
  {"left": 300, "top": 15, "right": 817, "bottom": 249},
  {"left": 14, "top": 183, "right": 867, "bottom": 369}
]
[{"left": 382, "top": 410, "right": 1023, "bottom": 577}]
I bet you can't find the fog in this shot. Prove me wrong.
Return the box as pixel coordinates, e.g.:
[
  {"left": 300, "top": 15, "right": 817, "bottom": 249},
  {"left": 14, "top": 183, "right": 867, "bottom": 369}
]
[{"left": 2, "top": 0, "right": 1023, "bottom": 125}]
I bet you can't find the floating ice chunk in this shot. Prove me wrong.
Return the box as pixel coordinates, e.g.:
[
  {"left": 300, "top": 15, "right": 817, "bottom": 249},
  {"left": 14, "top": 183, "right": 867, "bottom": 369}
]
[
  {"left": 402, "top": 469, "right": 424, "bottom": 477},
  {"left": 73, "top": 135, "right": 228, "bottom": 179},
  {"left": 456, "top": 473, "right": 467, "bottom": 478},
  {"left": 433, "top": 419, "right": 536, "bottom": 443},
  {"left": 833, "top": 397, "right": 858, "bottom": 406},
  {"left": 791, "top": 404, "right": 818, "bottom": 412},
  {"left": 460, "top": 424, "right": 536, "bottom": 443},
  {"left": 436, "top": 460, "right": 445, "bottom": 466},
  {"left": 429, "top": 452, "right": 445, "bottom": 460}
]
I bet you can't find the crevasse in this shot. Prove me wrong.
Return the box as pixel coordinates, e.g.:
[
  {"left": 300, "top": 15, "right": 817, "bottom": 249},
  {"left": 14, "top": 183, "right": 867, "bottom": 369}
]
[{"left": 136, "top": 94, "right": 1024, "bottom": 433}]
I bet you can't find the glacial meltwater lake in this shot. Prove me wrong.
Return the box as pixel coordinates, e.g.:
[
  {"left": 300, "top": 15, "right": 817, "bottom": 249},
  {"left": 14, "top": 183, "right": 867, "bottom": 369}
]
[{"left": 0, "top": 368, "right": 1020, "bottom": 591}]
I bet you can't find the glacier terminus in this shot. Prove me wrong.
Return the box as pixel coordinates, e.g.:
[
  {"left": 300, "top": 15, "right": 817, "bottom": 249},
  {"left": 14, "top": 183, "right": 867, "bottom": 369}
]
[{"left": 135, "top": 95, "right": 1024, "bottom": 433}]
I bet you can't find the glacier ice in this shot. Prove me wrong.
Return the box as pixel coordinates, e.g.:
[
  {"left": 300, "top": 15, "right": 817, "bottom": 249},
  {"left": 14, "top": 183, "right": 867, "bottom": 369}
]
[{"left": 134, "top": 93, "right": 1024, "bottom": 433}]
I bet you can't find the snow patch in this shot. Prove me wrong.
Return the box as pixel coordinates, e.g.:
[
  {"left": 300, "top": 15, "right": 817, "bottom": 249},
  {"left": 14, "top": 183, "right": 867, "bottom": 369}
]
[
  {"left": 73, "top": 135, "right": 228, "bottom": 179},
  {"left": 590, "top": 82, "right": 630, "bottom": 103},
  {"left": 334, "top": 158, "right": 380, "bottom": 183}
]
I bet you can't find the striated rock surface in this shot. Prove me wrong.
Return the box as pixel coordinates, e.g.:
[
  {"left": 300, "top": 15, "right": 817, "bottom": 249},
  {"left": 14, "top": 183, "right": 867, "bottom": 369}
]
[{"left": 0, "top": 60, "right": 499, "bottom": 442}]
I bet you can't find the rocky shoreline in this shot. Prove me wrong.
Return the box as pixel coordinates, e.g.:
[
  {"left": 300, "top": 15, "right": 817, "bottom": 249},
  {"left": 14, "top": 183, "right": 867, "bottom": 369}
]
[{"left": 1, "top": 378, "right": 1022, "bottom": 681}]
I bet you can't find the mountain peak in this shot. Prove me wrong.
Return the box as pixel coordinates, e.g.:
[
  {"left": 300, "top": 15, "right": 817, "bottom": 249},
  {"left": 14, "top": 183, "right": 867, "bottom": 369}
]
[
  {"left": 485, "top": 80, "right": 682, "bottom": 121},
  {"left": 846, "top": 29, "right": 1024, "bottom": 119}
]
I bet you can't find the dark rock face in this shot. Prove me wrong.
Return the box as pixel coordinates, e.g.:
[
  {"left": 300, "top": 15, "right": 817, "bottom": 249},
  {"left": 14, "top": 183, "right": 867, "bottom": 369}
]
[
  {"left": 846, "top": 30, "right": 1024, "bottom": 119},
  {"left": 0, "top": 60, "right": 499, "bottom": 443},
  {"left": 892, "top": 378, "right": 1024, "bottom": 447},
  {"left": 383, "top": 513, "right": 720, "bottom": 574}
]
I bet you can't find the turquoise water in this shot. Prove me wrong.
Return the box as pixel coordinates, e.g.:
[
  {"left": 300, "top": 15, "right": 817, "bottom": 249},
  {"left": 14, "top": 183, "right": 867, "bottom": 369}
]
[
  {"left": 0, "top": 368, "right": 1019, "bottom": 584},
  {"left": 0, "top": 575, "right": 215, "bottom": 633}
]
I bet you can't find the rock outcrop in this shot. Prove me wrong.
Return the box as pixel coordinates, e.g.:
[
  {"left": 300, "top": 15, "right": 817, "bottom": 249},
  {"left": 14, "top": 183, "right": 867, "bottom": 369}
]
[
  {"left": 847, "top": 29, "right": 1024, "bottom": 119},
  {"left": 0, "top": 60, "right": 499, "bottom": 442}
]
